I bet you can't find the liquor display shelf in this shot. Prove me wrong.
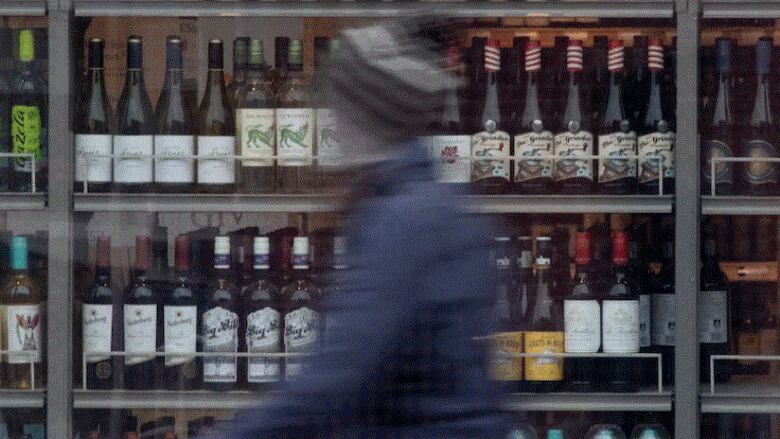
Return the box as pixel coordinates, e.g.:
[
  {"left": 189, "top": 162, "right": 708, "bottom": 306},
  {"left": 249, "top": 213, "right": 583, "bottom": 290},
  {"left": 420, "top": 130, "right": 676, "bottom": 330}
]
[
  {"left": 702, "top": 1, "right": 780, "bottom": 18},
  {"left": 73, "top": 389, "right": 276, "bottom": 410},
  {"left": 0, "top": 390, "right": 45, "bottom": 408},
  {"left": 72, "top": 0, "right": 675, "bottom": 18},
  {"left": 0, "top": 1, "right": 45, "bottom": 16},
  {"left": 502, "top": 389, "right": 673, "bottom": 413},
  {"left": 701, "top": 382, "right": 780, "bottom": 414},
  {"left": 465, "top": 195, "right": 673, "bottom": 214},
  {"left": 702, "top": 196, "right": 780, "bottom": 216},
  {"left": 0, "top": 193, "right": 46, "bottom": 211}
]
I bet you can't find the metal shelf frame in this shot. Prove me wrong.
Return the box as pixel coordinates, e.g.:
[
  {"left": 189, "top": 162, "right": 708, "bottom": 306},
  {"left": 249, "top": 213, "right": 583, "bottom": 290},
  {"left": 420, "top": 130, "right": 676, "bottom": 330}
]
[
  {"left": 502, "top": 390, "right": 674, "bottom": 413},
  {"left": 0, "top": 390, "right": 45, "bottom": 408}
]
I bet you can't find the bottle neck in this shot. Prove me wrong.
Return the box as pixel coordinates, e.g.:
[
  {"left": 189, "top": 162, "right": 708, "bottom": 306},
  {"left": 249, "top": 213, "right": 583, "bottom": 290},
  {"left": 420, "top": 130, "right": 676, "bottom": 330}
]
[
  {"left": 205, "top": 69, "right": 225, "bottom": 96},
  {"left": 713, "top": 73, "right": 731, "bottom": 123},
  {"left": 162, "top": 68, "right": 184, "bottom": 91},
  {"left": 562, "top": 72, "right": 583, "bottom": 124},
  {"left": 751, "top": 74, "right": 772, "bottom": 124},
  {"left": 521, "top": 72, "right": 541, "bottom": 125}
]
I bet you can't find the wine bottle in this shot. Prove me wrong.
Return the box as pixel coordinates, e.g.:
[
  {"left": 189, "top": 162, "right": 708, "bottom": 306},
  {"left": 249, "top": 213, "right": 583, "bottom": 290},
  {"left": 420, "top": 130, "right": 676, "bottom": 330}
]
[
  {"left": 0, "top": 28, "right": 12, "bottom": 192},
  {"left": 163, "top": 234, "right": 199, "bottom": 390},
  {"left": 245, "top": 236, "right": 282, "bottom": 388},
  {"left": 74, "top": 38, "right": 113, "bottom": 193},
  {"left": 651, "top": 227, "right": 675, "bottom": 386},
  {"left": 628, "top": 223, "right": 654, "bottom": 386},
  {"left": 554, "top": 40, "right": 593, "bottom": 194},
  {"left": 10, "top": 29, "right": 47, "bottom": 193},
  {"left": 598, "top": 39, "right": 637, "bottom": 195},
  {"left": 282, "top": 237, "right": 321, "bottom": 379},
  {"left": 83, "top": 235, "right": 116, "bottom": 389},
  {"left": 226, "top": 37, "right": 250, "bottom": 112},
  {"left": 739, "top": 37, "right": 779, "bottom": 195},
  {"left": 628, "top": 36, "right": 650, "bottom": 128},
  {"left": 471, "top": 40, "right": 511, "bottom": 194},
  {"left": 467, "top": 37, "right": 487, "bottom": 134},
  {"left": 196, "top": 40, "right": 236, "bottom": 194},
  {"left": 2, "top": 236, "right": 43, "bottom": 389},
  {"left": 123, "top": 236, "right": 158, "bottom": 390},
  {"left": 489, "top": 237, "right": 523, "bottom": 391},
  {"left": 154, "top": 37, "right": 194, "bottom": 194},
  {"left": 564, "top": 231, "right": 600, "bottom": 392},
  {"left": 276, "top": 40, "right": 315, "bottom": 193},
  {"left": 202, "top": 236, "right": 239, "bottom": 390},
  {"left": 638, "top": 39, "right": 675, "bottom": 195},
  {"left": 702, "top": 38, "right": 735, "bottom": 195},
  {"left": 514, "top": 40, "right": 553, "bottom": 194},
  {"left": 700, "top": 219, "right": 731, "bottom": 384},
  {"left": 271, "top": 37, "right": 290, "bottom": 95},
  {"left": 602, "top": 231, "right": 640, "bottom": 393},
  {"left": 524, "top": 236, "right": 563, "bottom": 392},
  {"left": 315, "top": 37, "right": 346, "bottom": 192},
  {"left": 236, "top": 39, "right": 276, "bottom": 193},
  {"left": 114, "top": 36, "right": 154, "bottom": 193}
]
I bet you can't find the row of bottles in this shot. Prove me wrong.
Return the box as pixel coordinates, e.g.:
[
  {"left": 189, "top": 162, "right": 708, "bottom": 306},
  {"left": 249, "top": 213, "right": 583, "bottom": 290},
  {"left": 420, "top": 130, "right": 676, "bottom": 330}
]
[
  {"left": 81, "top": 230, "right": 336, "bottom": 391},
  {"left": 510, "top": 423, "right": 669, "bottom": 439},
  {"left": 78, "top": 412, "right": 217, "bottom": 439}
]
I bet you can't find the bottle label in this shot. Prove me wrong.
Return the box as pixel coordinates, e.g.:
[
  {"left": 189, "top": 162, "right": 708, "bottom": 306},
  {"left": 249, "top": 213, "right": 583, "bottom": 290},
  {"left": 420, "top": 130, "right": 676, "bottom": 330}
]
[
  {"left": 247, "top": 307, "right": 281, "bottom": 383},
  {"left": 75, "top": 134, "right": 112, "bottom": 184},
  {"left": 471, "top": 130, "right": 510, "bottom": 181},
  {"left": 276, "top": 108, "right": 314, "bottom": 167},
  {"left": 197, "top": 136, "right": 235, "bottom": 184},
  {"left": 514, "top": 130, "right": 554, "bottom": 182},
  {"left": 123, "top": 304, "right": 156, "bottom": 365},
  {"left": 651, "top": 294, "right": 676, "bottom": 346},
  {"left": 598, "top": 130, "right": 637, "bottom": 183},
  {"left": 638, "top": 130, "right": 675, "bottom": 184},
  {"left": 698, "top": 290, "right": 728, "bottom": 343},
  {"left": 6, "top": 304, "right": 41, "bottom": 364},
  {"left": 316, "top": 108, "right": 343, "bottom": 167},
  {"left": 163, "top": 305, "right": 197, "bottom": 367},
  {"left": 741, "top": 140, "right": 779, "bottom": 185},
  {"left": 602, "top": 300, "right": 640, "bottom": 353},
  {"left": 553, "top": 130, "right": 593, "bottom": 182},
  {"left": 11, "top": 105, "right": 41, "bottom": 172},
  {"left": 83, "top": 304, "right": 112, "bottom": 363},
  {"left": 154, "top": 135, "right": 194, "bottom": 183},
  {"left": 237, "top": 108, "right": 275, "bottom": 167},
  {"left": 424, "top": 135, "right": 471, "bottom": 183},
  {"left": 254, "top": 253, "right": 270, "bottom": 268},
  {"left": 284, "top": 306, "right": 320, "bottom": 378},
  {"left": 639, "top": 294, "right": 651, "bottom": 348},
  {"left": 489, "top": 331, "right": 523, "bottom": 382},
  {"left": 113, "top": 135, "right": 153, "bottom": 184},
  {"left": 564, "top": 299, "right": 601, "bottom": 353},
  {"left": 202, "top": 306, "right": 238, "bottom": 383},
  {"left": 523, "top": 331, "right": 564, "bottom": 381},
  {"left": 702, "top": 139, "right": 734, "bottom": 187}
]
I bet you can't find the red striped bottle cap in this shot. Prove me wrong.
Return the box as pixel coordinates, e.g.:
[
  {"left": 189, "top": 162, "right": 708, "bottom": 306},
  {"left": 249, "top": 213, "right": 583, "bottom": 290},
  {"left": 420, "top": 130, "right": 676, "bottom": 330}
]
[
  {"left": 648, "top": 38, "right": 664, "bottom": 71},
  {"left": 447, "top": 42, "right": 460, "bottom": 69},
  {"left": 525, "top": 40, "right": 541, "bottom": 72},
  {"left": 567, "top": 40, "right": 584, "bottom": 72},
  {"left": 574, "top": 231, "right": 592, "bottom": 266},
  {"left": 484, "top": 40, "right": 501, "bottom": 72},
  {"left": 608, "top": 39, "right": 625, "bottom": 72}
]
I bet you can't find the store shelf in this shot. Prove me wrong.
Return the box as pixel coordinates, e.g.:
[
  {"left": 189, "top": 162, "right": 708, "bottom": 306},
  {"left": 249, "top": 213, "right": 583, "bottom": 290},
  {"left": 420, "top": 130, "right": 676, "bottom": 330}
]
[
  {"left": 73, "top": 193, "right": 343, "bottom": 212},
  {"left": 0, "top": 1, "right": 45, "bottom": 16},
  {"left": 702, "top": 196, "right": 780, "bottom": 215},
  {"left": 73, "top": 389, "right": 276, "bottom": 410},
  {"left": 464, "top": 195, "right": 673, "bottom": 214},
  {"left": 701, "top": 382, "right": 780, "bottom": 413},
  {"left": 0, "top": 390, "right": 45, "bottom": 408},
  {"left": 703, "top": 1, "right": 780, "bottom": 18},
  {"left": 501, "top": 389, "right": 673, "bottom": 412},
  {"left": 73, "top": 0, "right": 675, "bottom": 18},
  {"left": 0, "top": 193, "right": 46, "bottom": 210}
]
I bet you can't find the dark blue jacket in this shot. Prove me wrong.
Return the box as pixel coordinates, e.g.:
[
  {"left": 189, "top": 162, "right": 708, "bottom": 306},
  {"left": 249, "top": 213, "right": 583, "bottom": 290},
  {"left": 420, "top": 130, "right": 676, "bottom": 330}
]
[{"left": 225, "top": 143, "right": 507, "bottom": 439}]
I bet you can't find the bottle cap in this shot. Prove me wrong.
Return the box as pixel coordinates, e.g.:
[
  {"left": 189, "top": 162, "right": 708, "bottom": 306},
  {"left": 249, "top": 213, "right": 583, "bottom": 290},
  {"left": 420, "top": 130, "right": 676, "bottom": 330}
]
[
  {"left": 254, "top": 236, "right": 270, "bottom": 270},
  {"left": 547, "top": 429, "right": 564, "bottom": 439},
  {"left": 715, "top": 38, "right": 731, "bottom": 74},
  {"left": 289, "top": 39, "right": 303, "bottom": 66},
  {"left": 607, "top": 39, "right": 624, "bottom": 72},
  {"left": 484, "top": 39, "right": 500, "bottom": 72},
  {"left": 525, "top": 40, "right": 541, "bottom": 72},
  {"left": 18, "top": 29, "right": 34, "bottom": 62},
  {"left": 96, "top": 235, "right": 111, "bottom": 269},
  {"left": 233, "top": 37, "right": 249, "bottom": 66},
  {"left": 135, "top": 235, "right": 151, "bottom": 271},
  {"left": 208, "top": 39, "right": 224, "bottom": 69},
  {"left": 446, "top": 41, "right": 460, "bottom": 70},
  {"left": 214, "top": 236, "right": 230, "bottom": 269},
  {"left": 567, "top": 40, "right": 584, "bottom": 72},
  {"left": 293, "top": 236, "right": 309, "bottom": 269},
  {"left": 575, "top": 231, "right": 592, "bottom": 266},
  {"left": 612, "top": 231, "right": 629, "bottom": 266},
  {"left": 756, "top": 37, "right": 773, "bottom": 75},
  {"left": 87, "top": 38, "right": 104, "bottom": 69},
  {"left": 174, "top": 234, "right": 189, "bottom": 273},
  {"left": 249, "top": 39, "right": 264, "bottom": 67},
  {"left": 648, "top": 38, "right": 664, "bottom": 71},
  {"left": 165, "top": 36, "right": 183, "bottom": 70},
  {"left": 10, "top": 236, "right": 27, "bottom": 270},
  {"left": 127, "top": 35, "right": 143, "bottom": 69}
]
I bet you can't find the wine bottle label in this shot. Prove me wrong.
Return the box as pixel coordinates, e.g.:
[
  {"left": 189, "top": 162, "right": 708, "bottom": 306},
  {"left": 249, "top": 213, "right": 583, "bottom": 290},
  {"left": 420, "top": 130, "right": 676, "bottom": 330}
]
[
  {"left": 246, "top": 307, "right": 281, "bottom": 383},
  {"left": 113, "top": 135, "right": 153, "bottom": 184},
  {"left": 553, "top": 130, "right": 593, "bottom": 182},
  {"left": 523, "top": 331, "right": 563, "bottom": 381},
  {"left": 83, "top": 304, "right": 112, "bottom": 363},
  {"left": 639, "top": 294, "right": 652, "bottom": 348},
  {"left": 514, "top": 130, "right": 553, "bottom": 182},
  {"left": 638, "top": 130, "right": 675, "bottom": 183},
  {"left": 564, "top": 299, "right": 601, "bottom": 353},
  {"left": 702, "top": 139, "right": 734, "bottom": 187},
  {"left": 602, "top": 300, "right": 640, "bottom": 353},
  {"left": 316, "top": 108, "right": 343, "bottom": 167},
  {"left": 741, "top": 140, "right": 779, "bottom": 185},
  {"left": 202, "top": 306, "right": 238, "bottom": 383},
  {"left": 11, "top": 105, "right": 41, "bottom": 172},
  {"left": 284, "top": 306, "right": 320, "bottom": 378},
  {"left": 424, "top": 135, "right": 471, "bottom": 183},
  {"left": 6, "top": 304, "right": 41, "bottom": 364},
  {"left": 488, "top": 331, "right": 523, "bottom": 382},
  {"left": 471, "top": 129, "right": 510, "bottom": 181},
  {"left": 276, "top": 108, "right": 314, "bottom": 167},
  {"left": 197, "top": 136, "right": 235, "bottom": 184},
  {"left": 75, "top": 134, "right": 112, "bottom": 183},
  {"left": 651, "top": 294, "right": 676, "bottom": 346},
  {"left": 237, "top": 108, "right": 275, "bottom": 167},
  {"left": 163, "top": 305, "right": 197, "bottom": 367},
  {"left": 154, "top": 135, "right": 194, "bottom": 183},
  {"left": 598, "top": 130, "right": 637, "bottom": 183},
  {"left": 698, "top": 290, "right": 728, "bottom": 344},
  {"left": 123, "top": 304, "right": 156, "bottom": 366}
]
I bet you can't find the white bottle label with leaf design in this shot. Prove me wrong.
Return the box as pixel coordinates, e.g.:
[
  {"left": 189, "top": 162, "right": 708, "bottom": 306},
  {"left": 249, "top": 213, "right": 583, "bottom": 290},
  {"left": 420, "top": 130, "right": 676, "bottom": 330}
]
[
  {"left": 316, "top": 108, "right": 342, "bottom": 167},
  {"left": 238, "top": 108, "right": 275, "bottom": 167},
  {"left": 277, "top": 108, "right": 314, "bottom": 167}
]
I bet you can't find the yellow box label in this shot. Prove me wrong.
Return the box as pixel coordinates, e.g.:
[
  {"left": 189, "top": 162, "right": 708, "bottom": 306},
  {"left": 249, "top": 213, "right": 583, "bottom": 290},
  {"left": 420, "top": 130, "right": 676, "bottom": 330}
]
[
  {"left": 524, "top": 331, "right": 564, "bottom": 381},
  {"left": 489, "top": 331, "right": 523, "bottom": 381}
]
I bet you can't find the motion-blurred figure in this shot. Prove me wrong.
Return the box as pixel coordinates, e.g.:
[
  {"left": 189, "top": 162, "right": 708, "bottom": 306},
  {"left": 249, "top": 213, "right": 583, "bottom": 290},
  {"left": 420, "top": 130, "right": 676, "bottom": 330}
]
[{"left": 225, "top": 18, "right": 508, "bottom": 439}]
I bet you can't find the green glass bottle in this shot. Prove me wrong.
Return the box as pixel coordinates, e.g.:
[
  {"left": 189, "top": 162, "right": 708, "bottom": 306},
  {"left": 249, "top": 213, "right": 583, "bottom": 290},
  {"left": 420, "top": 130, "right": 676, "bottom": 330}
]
[{"left": 227, "top": 37, "right": 250, "bottom": 112}]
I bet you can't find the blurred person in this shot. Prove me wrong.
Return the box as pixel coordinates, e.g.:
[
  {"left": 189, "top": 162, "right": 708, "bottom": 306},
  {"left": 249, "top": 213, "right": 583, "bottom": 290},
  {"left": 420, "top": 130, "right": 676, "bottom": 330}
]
[{"left": 224, "top": 18, "right": 508, "bottom": 439}]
